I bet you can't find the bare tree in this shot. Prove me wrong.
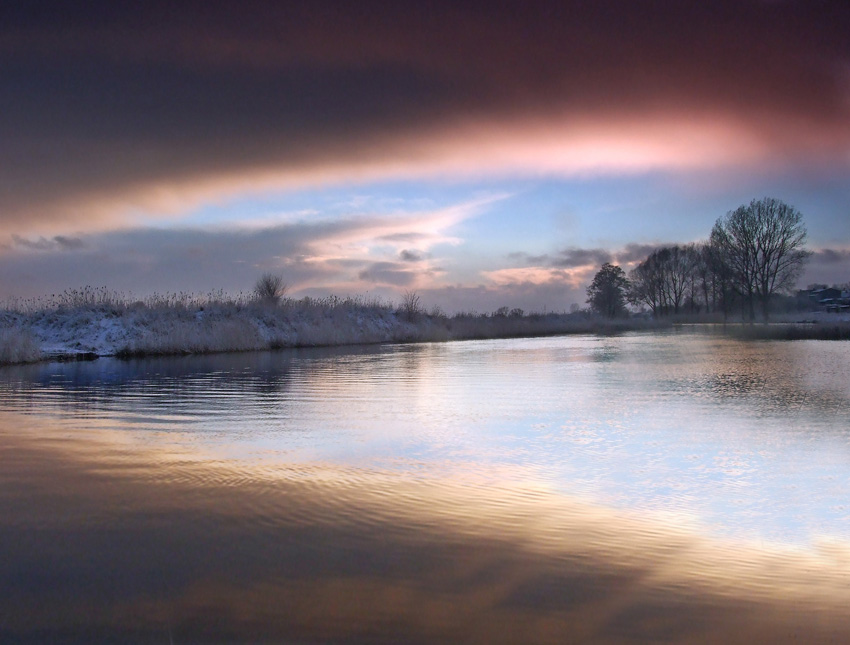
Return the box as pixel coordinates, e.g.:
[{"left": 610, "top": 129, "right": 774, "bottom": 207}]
[
  {"left": 711, "top": 198, "right": 809, "bottom": 321},
  {"left": 628, "top": 254, "right": 664, "bottom": 315},
  {"left": 253, "top": 273, "right": 287, "bottom": 304},
  {"left": 691, "top": 242, "right": 716, "bottom": 313},
  {"left": 399, "top": 290, "right": 422, "bottom": 322},
  {"left": 706, "top": 230, "right": 739, "bottom": 321},
  {"left": 628, "top": 245, "right": 698, "bottom": 316}
]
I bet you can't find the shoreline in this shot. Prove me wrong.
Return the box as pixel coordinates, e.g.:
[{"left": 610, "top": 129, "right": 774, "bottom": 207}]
[
  {"left": 0, "top": 299, "right": 670, "bottom": 367},
  {"left": 3, "top": 297, "right": 849, "bottom": 367}
]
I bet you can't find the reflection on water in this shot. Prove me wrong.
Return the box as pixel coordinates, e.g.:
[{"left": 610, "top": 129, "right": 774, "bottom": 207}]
[{"left": 2, "top": 330, "right": 850, "bottom": 642}]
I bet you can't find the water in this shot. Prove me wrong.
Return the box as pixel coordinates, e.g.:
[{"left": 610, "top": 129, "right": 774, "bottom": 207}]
[{"left": 2, "top": 329, "right": 850, "bottom": 643}]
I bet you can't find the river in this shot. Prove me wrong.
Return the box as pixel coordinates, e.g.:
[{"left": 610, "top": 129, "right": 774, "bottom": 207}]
[{"left": 2, "top": 329, "right": 850, "bottom": 643}]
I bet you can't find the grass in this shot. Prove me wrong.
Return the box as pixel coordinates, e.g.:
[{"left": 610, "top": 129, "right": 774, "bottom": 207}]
[
  {"left": 4, "top": 286, "right": 846, "bottom": 367},
  {"left": 722, "top": 321, "right": 850, "bottom": 341},
  {"left": 0, "top": 287, "right": 678, "bottom": 365},
  {"left": 0, "top": 327, "right": 42, "bottom": 364}
]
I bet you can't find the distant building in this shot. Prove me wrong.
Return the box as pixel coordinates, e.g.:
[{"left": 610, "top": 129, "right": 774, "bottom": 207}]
[
  {"left": 807, "top": 287, "right": 849, "bottom": 313},
  {"left": 809, "top": 287, "right": 842, "bottom": 302}
]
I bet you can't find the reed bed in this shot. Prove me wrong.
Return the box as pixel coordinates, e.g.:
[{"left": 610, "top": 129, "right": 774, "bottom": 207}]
[
  {"left": 1, "top": 286, "right": 671, "bottom": 365},
  {"left": 0, "top": 327, "right": 42, "bottom": 364},
  {"left": 723, "top": 321, "right": 850, "bottom": 341}
]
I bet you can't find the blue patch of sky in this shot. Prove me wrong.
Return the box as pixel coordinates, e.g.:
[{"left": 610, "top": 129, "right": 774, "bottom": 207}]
[{"left": 141, "top": 168, "right": 850, "bottom": 254}]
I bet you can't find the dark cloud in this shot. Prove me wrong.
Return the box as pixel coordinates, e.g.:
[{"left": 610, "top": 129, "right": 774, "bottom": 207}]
[
  {"left": 12, "top": 234, "right": 86, "bottom": 251},
  {"left": 615, "top": 243, "right": 670, "bottom": 264},
  {"left": 1, "top": 1, "right": 849, "bottom": 232},
  {"left": 812, "top": 248, "right": 850, "bottom": 264},
  {"left": 399, "top": 249, "right": 425, "bottom": 262},
  {"left": 799, "top": 247, "right": 850, "bottom": 287},
  {"left": 509, "top": 244, "right": 671, "bottom": 269},
  {"left": 0, "top": 212, "right": 446, "bottom": 299},
  {"left": 507, "top": 252, "right": 551, "bottom": 265},
  {"left": 551, "top": 248, "right": 613, "bottom": 268},
  {"left": 358, "top": 262, "right": 416, "bottom": 287},
  {"left": 379, "top": 233, "right": 433, "bottom": 244}
]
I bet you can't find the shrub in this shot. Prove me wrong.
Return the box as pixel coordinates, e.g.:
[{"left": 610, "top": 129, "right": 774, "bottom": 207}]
[
  {"left": 253, "top": 273, "right": 287, "bottom": 304},
  {"left": 399, "top": 290, "right": 423, "bottom": 322}
]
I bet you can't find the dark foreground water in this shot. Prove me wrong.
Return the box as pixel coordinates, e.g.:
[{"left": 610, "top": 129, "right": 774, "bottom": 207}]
[{"left": 2, "top": 329, "right": 850, "bottom": 643}]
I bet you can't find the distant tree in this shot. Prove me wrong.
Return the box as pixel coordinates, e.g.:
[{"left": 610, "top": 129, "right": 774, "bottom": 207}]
[
  {"left": 254, "top": 273, "right": 287, "bottom": 304},
  {"left": 628, "top": 256, "right": 662, "bottom": 316},
  {"left": 587, "top": 263, "right": 629, "bottom": 318},
  {"left": 628, "top": 245, "right": 700, "bottom": 316},
  {"left": 399, "top": 290, "right": 422, "bottom": 322},
  {"left": 691, "top": 242, "right": 721, "bottom": 314},
  {"left": 710, "top": 197, "right": 810, "bottom": 321},
  {"left": 704, "top": 236, "right": 737, "bottom": 321}
]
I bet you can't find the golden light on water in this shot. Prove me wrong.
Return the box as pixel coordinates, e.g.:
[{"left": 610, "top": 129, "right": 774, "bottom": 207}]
[{"left": 4, "top": 407, "right": 850, "bottom": 643}]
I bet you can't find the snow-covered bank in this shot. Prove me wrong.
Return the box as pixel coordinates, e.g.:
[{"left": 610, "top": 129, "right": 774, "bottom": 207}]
[{"left": 0, "top": 291, "right": 668, "bottom": 365}]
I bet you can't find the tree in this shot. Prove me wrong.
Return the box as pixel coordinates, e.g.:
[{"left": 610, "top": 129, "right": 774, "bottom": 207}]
[
  {"left": 704, "top": 236, "right": 737, "bottom": 321},
  {"left": 253, "top": 273, "right": 287, "bottom": 304},
  {"left": 628, "top": 245, "right": 698, "bottom": 316},
  {"left": 628, "top": 253, "right": 664, "bottom": 316},
  {"left": 711, "top": 197, "right": 809, "bottom": 321},
  {"left": 399, "top": 290, "right": 422, "bottom": 322},
  {"left": 586, "top": 263, "right": 629, "bottom": 318},
  {"left": 691, "top": 242, "right": 716, "bottom": 314}
]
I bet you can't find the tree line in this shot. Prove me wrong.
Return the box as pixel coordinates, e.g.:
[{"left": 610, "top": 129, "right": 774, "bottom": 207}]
[{"left": 586, "top": 197, "right": 811, "bottom": 321}]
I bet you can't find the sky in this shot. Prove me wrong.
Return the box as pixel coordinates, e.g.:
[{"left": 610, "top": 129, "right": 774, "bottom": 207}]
[{"left": 1, "top": 0, "right": 849, "bottom": 313}]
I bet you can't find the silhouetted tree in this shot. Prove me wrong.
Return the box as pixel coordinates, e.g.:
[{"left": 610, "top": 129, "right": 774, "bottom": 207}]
[
  {"left": 628, "top": 245, "right": 699, "bottom": 316},
  {"left": 254, "top": 273, "right": 287, "bottom": 304},
  {"left": 628, "top": 253, "right": 664, "bottom": 316},
  {"left": 587, "top": 263, "right": 629, "bottom": 318},
  {"left": 710, "top": 197, "right": 809, "bottom": 321},
  {"left": 399, "top": 290, "right": 422, "bottom": 322},
  {"left": 691, "top": 242, "right": 716, "bottom": 313}
]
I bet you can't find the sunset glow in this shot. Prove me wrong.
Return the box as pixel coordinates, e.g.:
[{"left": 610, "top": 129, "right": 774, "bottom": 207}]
[{"left": 1, "top": 1, "right": 848, "bottom": 310}]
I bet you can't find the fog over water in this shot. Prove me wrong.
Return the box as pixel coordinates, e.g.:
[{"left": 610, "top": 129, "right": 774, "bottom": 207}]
[{"left": 2, "top": 330, "right": 850, "bottom": 642}]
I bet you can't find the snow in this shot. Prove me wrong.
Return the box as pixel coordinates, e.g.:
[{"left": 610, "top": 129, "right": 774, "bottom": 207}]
[
  {"left": 0, "top": 297, "right": 638, "bottom": 365},
  {"left": 10, "top": 295, "right": 844, "bottom": 366}
]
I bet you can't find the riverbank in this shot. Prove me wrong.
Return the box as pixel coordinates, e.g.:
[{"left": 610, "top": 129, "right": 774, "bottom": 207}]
[
  {"left": 722, "top": 319, "right": 850, "bottom": 341},
  {"left": 0, "top": 291, "right": 669, "bottom": 366},
  {"left": 5, "top": 289, "right": 848, "bottom": 367}
]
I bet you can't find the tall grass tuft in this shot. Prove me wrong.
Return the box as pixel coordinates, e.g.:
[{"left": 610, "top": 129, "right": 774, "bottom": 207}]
[{"left": 0, "top": 327, "right": 42, "bottom": 364}]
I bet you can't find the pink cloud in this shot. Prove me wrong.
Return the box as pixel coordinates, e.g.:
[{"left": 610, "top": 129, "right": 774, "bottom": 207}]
[
  {"left": 483, "top": 266, "right": 595, "bottom": 289},
  {"left": 2, "top": 2, "right": 848, "bottom": 237}
]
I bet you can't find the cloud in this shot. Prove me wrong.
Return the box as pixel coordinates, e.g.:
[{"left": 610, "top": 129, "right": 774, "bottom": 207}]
[
  {"left": 1, "top": 2, "right": 848, "bottom": 234},
  {"left": 484, "top": 243, "right": 683, "bottom": 301},
  {"left": 11, "top": 235, "right": 86, "bottom": 251},
  {"left": 799, "top": 247, "right": 850, "bottom": 287},
  {"left": 399, "top": 249, "right": 425, "bottom": 262},
  {"left": 483, "top": 267, "right": 592, "bottom": 289},
  {"left": 812, "top": 248, "right": 850, "bottom": 265},
  {"left": 550, "top": 248, "right": 613, "bottom": 269},
  {"left": 508, "top": 243, "right": 671, "bottom": 272},
  {"left": 357, "top": 262, "right": 416, "bottom": 287},
  {"left": 615, "top": 243, "right": 670, "bottom": 264},
  {"left": 0, "top": 196, "right": 489, "bottom": 299}
]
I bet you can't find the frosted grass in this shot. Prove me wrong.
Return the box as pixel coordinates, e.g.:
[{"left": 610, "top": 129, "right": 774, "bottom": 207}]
[{"left": 1, "top": 286, "right": 668, "bottom": 364}]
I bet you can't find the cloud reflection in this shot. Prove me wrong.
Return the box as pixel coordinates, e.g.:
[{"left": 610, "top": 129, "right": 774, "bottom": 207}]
[{"left": 3, "top": 407, "right": 850, "bottom": 643}]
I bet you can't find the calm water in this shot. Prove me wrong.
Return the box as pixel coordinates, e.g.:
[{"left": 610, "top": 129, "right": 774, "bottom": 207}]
[{"left": 2, "top": 329, "right": 850, "bottom": 643}]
